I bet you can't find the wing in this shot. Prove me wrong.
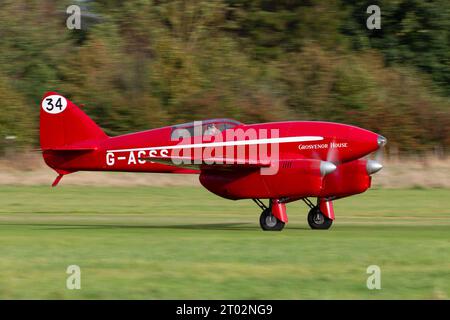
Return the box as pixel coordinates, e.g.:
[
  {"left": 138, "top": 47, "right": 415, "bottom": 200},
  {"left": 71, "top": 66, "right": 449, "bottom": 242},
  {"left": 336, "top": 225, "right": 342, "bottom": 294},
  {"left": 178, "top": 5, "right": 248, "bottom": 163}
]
[{"left": 139, "top": 155, "right": 271, "bottom": 171}]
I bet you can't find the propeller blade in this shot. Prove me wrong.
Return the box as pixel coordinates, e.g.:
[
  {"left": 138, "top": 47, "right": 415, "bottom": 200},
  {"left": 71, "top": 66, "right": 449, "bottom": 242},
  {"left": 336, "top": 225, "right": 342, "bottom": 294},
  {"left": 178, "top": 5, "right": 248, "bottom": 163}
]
[
  {"left": 367, "top": 135, "right": 387, "bottom": 175},
  {"left": 327, "top": 138, "right": 339, "bottom": 164},
  {"left": 374, "top": 147, "right": 384, "bottom": 163}
]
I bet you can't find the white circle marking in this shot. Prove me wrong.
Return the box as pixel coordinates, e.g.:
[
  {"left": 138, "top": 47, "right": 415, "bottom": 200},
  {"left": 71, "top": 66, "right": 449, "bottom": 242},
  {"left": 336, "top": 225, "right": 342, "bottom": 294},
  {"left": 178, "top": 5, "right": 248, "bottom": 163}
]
[{"left": 42, "top": 95, "right": 68, "bottom": 114}]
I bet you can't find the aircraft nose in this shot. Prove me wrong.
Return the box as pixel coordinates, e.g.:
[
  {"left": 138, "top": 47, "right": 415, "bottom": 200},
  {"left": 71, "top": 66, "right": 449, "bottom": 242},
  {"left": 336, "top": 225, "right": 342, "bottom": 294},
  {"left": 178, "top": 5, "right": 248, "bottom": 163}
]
[{"left": 377, "top": 135, "right": 387, "bottom": 148}]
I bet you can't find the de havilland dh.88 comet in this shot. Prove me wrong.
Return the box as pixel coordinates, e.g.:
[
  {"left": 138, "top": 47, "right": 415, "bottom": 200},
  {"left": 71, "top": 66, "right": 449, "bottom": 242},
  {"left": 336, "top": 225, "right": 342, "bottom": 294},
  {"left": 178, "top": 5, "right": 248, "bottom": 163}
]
[{"left": 40, "top": 92, "right": 386, "bottom": 231}]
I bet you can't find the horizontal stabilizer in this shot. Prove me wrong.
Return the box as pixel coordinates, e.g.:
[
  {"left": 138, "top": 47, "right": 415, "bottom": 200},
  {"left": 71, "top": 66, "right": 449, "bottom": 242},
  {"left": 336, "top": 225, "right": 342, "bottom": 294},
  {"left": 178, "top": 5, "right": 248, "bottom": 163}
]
[{"left": 42, "top": 145, "right": 98, "bottom": 152}]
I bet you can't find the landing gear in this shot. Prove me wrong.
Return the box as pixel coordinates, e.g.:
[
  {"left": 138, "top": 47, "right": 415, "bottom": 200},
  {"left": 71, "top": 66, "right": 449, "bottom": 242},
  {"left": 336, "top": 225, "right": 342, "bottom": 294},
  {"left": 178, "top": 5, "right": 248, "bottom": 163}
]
[
  {"left": 253, "top": 199, "right": 285, "bottom": 231},
  {"left": 306, "top": 205, "right": 333, "bottom": 230},
  {"left": 252, "top": 198, "right": 333, "bottom": 231},
  {"left": 259, "top": 208, "right": 285, "bottom": 231},
  {"left": 302, "top": 198, "right": 333, "bottom": 229}
]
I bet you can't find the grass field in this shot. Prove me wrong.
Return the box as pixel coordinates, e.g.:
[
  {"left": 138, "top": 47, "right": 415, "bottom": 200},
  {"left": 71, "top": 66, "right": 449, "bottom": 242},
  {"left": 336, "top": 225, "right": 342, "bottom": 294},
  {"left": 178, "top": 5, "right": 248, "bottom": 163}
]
[{"left": 0, "top": 186, "right": 449, "bottom": 299}]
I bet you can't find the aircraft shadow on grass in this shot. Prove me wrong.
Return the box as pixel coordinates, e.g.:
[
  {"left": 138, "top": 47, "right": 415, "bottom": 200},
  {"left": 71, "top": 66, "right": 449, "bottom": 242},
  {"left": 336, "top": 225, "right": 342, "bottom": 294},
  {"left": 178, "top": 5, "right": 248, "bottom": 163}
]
[{"left": 0, "top": 222, "right": 310, "bottom": 231}]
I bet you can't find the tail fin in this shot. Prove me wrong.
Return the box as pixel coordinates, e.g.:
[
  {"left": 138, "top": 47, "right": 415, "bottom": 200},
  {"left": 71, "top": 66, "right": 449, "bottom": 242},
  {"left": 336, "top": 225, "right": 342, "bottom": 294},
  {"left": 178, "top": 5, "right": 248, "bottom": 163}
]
[{"left": 40, "top": 92, "right": 108, "bottom": 150}]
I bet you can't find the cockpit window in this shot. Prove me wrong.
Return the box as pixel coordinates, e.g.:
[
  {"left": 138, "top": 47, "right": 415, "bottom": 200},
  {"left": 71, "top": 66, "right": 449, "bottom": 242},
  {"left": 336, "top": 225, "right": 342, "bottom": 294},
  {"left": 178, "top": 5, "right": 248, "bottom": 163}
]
[{"left": 171, "top": 118, "right": 242, "bottom": 137}]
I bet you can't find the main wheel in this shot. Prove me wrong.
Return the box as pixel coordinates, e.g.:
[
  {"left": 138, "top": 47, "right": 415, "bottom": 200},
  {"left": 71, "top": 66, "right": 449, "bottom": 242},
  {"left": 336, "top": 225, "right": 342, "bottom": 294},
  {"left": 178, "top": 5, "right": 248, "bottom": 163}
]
[
  {"left": 307, "top": 206, "right": 333, "bottom": 230},
  {"left": 259, "top": 208, "right": 285, "bottom": 231}
]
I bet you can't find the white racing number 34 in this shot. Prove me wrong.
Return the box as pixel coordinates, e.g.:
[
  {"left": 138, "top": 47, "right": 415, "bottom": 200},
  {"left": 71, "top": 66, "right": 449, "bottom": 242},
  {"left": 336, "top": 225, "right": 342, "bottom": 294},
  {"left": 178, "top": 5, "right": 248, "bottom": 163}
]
[{"left": 42, "top": 95, "right": 68, "bottom": 114}]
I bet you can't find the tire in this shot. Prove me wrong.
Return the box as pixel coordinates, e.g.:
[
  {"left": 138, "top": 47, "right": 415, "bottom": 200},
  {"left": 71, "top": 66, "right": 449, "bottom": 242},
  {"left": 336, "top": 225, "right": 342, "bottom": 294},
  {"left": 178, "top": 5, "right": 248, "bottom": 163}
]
[
  {"left": 259, "top": 208, "right": 285, "bottom": 231},
  {"left": 307, "top": 206, "right": 333, "bottom": 230}
]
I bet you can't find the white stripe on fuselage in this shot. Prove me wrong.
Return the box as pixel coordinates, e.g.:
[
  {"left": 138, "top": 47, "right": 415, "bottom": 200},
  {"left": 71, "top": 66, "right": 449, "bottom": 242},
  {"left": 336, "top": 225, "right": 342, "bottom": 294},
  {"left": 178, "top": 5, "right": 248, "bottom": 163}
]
[{"left": 106, "top": 136, "right": 324, "bottom": 153}]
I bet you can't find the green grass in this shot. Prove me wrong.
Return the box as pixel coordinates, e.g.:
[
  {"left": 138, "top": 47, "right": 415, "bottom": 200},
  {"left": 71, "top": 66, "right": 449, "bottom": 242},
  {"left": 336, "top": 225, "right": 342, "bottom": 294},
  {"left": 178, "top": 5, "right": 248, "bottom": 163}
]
[{"left": 0, "top": 186, "right": 449, "bottom": 299}]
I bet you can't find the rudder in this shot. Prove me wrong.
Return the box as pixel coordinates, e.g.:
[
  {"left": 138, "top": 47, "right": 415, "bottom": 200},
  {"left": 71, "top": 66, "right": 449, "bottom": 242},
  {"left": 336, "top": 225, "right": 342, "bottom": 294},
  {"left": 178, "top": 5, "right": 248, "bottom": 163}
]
[{"left": 40, "top": 92, "right": 108, "bottom": 150}]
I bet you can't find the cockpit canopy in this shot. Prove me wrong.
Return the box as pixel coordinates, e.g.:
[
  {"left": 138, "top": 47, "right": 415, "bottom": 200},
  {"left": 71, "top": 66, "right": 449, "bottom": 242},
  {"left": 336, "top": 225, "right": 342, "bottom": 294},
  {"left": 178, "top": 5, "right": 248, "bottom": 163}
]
[{"left": 171, "top": 118, "right": 242, "bottom": 136}]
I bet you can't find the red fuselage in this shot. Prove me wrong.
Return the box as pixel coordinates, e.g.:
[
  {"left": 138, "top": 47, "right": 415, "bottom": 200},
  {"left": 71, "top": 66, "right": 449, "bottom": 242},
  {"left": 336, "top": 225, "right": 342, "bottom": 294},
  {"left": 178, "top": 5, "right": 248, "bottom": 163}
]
[{"left": 43, "top": 119, "right": 381, "bottom": 201}]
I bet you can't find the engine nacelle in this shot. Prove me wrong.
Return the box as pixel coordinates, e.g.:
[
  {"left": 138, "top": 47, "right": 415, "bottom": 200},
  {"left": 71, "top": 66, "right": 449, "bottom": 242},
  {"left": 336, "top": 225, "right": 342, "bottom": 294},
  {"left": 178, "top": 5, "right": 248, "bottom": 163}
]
[
  {"left": 200, "top": 158, "right": 376, "bottom": 201},
  {"left": 200, "top": 158, "right": 376, "bottom": 200},
  {"left": 320, "top": 159, "right": 372, "bottom": 198}
]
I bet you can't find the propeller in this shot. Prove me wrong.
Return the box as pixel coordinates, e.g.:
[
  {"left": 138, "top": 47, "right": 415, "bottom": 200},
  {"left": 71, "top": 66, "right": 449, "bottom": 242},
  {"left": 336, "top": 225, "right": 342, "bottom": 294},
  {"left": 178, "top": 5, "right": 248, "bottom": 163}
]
[
  {"left": 366, "top": 135, "right": 387, "bottom": 175},
  {"left": 311, "top": 135, "right": 387, "bottom": 178},
  {"left": 326, "top": 137, "right": 340, "bottom": 164},
  {"left": 325, "top": 137, "right": 342, "bottom": 189},
  {"left": 310, "top": 137, "right": 339, "bottom": 177}
]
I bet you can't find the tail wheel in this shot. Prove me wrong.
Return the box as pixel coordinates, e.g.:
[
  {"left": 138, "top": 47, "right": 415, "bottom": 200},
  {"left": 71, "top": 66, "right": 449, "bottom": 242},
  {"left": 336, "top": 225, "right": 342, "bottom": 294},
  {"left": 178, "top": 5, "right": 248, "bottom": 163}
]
[
  {"left": 259, "top": 208, "right": 285, "bottom": 231},
  {"left": 307, "top": 207, "right": 333, "bottom": 230}
]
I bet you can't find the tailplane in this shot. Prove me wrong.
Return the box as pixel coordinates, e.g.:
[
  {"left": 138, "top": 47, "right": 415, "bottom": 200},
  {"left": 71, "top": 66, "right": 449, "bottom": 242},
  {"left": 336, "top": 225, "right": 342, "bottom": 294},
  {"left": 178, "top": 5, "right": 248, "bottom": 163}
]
[{"left": 40, "top": 92, "right": 108, "bottom": 186}]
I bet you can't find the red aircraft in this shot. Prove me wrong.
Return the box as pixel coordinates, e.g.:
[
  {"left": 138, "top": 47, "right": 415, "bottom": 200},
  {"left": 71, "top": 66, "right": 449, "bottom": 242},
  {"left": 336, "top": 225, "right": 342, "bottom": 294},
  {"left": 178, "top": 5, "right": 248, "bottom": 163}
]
[{"left": 40, "top": 92, "right": 386, "bottom": 231}]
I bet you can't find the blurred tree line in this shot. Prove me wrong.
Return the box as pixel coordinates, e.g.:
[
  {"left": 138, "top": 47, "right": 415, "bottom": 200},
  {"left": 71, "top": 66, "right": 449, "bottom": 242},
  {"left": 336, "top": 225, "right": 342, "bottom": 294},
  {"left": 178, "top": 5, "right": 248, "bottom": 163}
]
[{"left": 0, "top": 0, "right": 448, "bottom": 155}]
